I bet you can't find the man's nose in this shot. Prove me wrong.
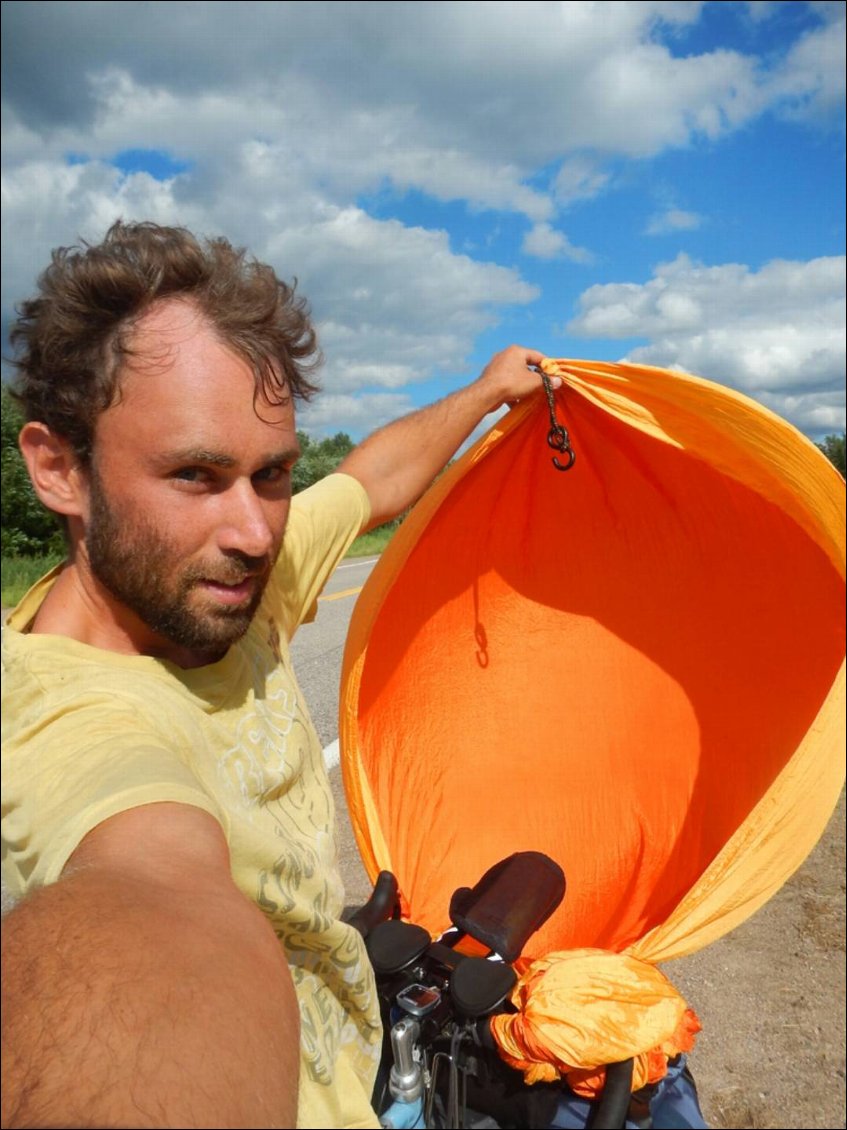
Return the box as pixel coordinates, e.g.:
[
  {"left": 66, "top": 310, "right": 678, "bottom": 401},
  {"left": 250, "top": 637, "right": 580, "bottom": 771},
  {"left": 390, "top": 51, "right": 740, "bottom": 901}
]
[{"left": 216, "top": 482, "right": 277, "bottom": 559}]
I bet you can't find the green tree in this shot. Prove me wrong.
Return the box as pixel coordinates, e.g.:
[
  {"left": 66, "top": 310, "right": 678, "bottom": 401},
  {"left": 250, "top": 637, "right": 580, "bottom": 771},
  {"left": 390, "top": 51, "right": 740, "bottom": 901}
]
[
  {"left": 292, "top": 431, "right": 355, "bottom": 494},
  {"left": 290, "top": 429, "right": 409, "bottom": 534},
  {"left": 1, "top": 386, "right": 64, "bottom": 556},
  {"left": 817, "top": 433, "right": 845, "bottom": 477}
]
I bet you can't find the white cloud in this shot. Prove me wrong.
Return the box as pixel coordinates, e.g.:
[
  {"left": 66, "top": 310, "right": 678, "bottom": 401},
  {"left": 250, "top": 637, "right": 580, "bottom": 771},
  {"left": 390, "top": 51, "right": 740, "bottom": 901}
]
[
  {"left": 757, "top": 388, "right": 845, "bottom": 435},
  {"left": 268, "top": 207, "right": 538, "bottom": 392},
  {"left": 1, "top": 151, "right": 537, "bottom": 437},
  {"left": 767, "top": 2, "right": 846, "bottom": 121},
  {"left": 0, "top": 158, "right": 192, "bottom": 315},
  {"left": 645, "top": 208, "right": 704, "bottom": 235},
  {"left": 567, "top": 253, "right": 846, "bottom": 434},
  {"left": 521, "top": 223, "right": 594, "bottom": 263},
  {"left": 4, "top": 4, "right": 842, "bottom": 235},
  {"left": 297, "top": 391, "right": 417, "bottom": 439},
  {"left": 554, "top": 156, "right": 612, "bottom": 206}
]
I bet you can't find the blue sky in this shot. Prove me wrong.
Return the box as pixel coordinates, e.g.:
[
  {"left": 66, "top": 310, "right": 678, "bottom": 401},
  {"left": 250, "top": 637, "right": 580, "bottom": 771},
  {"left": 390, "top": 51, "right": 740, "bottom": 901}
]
[{"left": 2, "top": 0, "right": 844, "bottom": 441}]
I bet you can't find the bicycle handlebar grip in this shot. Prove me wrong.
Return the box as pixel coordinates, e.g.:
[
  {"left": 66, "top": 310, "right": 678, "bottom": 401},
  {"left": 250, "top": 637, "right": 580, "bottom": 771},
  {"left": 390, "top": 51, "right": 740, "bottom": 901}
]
[
  {"left": 589, "top": 1059, "right": 634, "bottom": 1129},
  {"left": 346, "top": 871, "right": 401, "bottom": 938}
]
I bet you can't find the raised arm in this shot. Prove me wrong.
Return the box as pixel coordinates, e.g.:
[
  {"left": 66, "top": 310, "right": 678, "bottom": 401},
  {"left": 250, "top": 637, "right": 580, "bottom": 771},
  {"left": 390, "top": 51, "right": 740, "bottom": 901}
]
[
  {"left": 338, "top": 345, "right": 557, "bottom": 529},
  {"left": 1, "top": 804, "right": 299, "bottom": 1130}
]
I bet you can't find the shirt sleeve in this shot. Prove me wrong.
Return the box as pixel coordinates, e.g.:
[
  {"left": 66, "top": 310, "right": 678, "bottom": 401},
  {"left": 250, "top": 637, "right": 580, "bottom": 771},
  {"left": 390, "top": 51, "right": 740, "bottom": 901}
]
[{"left": 269, "top": 472, "right": 371, "bottom": 638}]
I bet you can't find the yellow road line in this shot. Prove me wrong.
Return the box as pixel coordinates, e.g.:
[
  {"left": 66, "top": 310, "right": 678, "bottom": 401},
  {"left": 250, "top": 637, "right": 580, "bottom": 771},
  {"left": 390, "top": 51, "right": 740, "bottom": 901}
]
[{"left": 318, "top": 585, "right": 363, "bottom": 602}]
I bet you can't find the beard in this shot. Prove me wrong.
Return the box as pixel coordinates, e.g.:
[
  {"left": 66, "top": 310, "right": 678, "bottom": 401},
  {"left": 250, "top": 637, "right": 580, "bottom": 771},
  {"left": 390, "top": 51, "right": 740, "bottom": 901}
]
[{"left": 86, "top": 471, "right": 276, "bottom": 657}]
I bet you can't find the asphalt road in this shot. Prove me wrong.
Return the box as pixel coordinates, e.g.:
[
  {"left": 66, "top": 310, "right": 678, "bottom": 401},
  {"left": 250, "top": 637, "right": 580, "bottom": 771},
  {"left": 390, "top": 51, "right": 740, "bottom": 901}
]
[
  {"left": 293, "top": 557, "right": 846, "bottom": 1130},
  {"left": 290, "top": 555, "right": 380, "bottom": 751}
]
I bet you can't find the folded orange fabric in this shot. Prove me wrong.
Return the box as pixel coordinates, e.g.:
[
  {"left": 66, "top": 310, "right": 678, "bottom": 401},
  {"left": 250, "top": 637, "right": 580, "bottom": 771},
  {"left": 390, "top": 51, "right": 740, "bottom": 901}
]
[{"left": 489, "top": 949, "right": 701, "bottom": 1097}]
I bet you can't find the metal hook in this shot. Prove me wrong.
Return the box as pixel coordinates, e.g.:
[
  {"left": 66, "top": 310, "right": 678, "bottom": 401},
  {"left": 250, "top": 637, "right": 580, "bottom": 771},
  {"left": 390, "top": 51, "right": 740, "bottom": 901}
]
[
  {"left": 541, "top": 374, "right": 576, "bottom": 472},
  {"left": 552, "top": 449, "right": 576, "bottom": 472}
]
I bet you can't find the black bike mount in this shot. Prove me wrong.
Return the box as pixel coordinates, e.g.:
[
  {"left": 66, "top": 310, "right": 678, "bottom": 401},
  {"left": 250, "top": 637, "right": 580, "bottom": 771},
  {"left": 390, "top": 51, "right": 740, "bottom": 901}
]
[
  {"left": 450, "top": 956, "right": 517, "bottom": 1018},
  {"left": 367, "top": 918, "right": 432, "bottom": 976}
]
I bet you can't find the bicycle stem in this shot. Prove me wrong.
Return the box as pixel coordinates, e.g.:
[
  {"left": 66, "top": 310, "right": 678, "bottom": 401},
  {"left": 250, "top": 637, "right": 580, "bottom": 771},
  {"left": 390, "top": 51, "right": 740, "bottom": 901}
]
[{"left": 389, "top": 1016, "right": 423, "bottom": 1103}]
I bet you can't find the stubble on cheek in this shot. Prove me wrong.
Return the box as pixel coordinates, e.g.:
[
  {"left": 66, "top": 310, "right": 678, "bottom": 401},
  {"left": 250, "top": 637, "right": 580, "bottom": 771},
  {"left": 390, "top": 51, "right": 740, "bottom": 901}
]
[{"left": 86, "top": 498, "right": 263, "bottom": 653}]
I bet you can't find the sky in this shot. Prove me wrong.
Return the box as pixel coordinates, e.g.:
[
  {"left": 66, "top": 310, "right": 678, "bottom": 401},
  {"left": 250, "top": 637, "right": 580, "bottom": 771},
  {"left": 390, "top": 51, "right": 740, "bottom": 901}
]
[{"left": 1, "top": 0, "right": 845, "bottom": 443}]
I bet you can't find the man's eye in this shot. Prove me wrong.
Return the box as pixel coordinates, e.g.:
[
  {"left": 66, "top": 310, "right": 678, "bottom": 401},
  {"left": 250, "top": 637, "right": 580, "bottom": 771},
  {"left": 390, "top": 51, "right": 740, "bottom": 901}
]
[
  {"left": 254, "top": 466, "right": 288, "bottom": 484},
  {"left": 173, "top": 468, "right": 209, "bottom": 483}
]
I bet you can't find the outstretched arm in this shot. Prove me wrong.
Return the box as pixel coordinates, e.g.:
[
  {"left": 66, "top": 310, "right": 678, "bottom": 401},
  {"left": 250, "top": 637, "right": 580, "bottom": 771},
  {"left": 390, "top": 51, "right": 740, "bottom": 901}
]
[
  {"left": 1, "top": 804, "right": 300, "bottom": 1130},
  {"left": 338, "top": 345, "right": 557, "bottom": 529}
]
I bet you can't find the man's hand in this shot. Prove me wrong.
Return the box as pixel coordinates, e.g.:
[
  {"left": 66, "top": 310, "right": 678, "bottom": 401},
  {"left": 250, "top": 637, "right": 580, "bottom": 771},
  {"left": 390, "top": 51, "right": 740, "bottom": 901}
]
[
  {"left": 472, "top": 345, "right": 556, "bottom": 413},
  {"left": 339, "top": 344, "right": 557, "bottom": 529}
]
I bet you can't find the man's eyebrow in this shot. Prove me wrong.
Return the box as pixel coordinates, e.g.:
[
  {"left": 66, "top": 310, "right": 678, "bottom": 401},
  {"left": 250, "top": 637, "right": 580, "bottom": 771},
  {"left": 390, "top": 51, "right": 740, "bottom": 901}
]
[
  {"left": 151, "top": 446, "right": 301, "bottom": 469},
  {"left": 155, "top": 449, "right": 235, "bottom": 468},
  {"left": 262, "top": 446, "right": 301, "bottom": 466}
]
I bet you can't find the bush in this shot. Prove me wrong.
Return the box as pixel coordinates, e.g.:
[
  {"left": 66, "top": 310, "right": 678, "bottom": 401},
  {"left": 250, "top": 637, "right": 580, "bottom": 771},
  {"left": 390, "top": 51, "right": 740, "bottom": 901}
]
[
  {"left": 817, "top": 433, "right": 845, "bottom": 477},
  {"left": 1, "top": 387, "right": 64, "bottom": 556}
]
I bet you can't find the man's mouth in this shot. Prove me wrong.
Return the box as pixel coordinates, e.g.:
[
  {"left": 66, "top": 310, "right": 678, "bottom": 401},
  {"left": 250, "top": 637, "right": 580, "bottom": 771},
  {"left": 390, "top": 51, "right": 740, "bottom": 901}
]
[{"left": 199, "top": 576, "right": 258, "bottom": 605}]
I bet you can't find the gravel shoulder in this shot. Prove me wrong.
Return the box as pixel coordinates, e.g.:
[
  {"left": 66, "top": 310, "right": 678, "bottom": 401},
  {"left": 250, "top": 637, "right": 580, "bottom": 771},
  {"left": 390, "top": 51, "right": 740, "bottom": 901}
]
[{"left": 670, "top": 789, "right": 845, "bottom": 1130}]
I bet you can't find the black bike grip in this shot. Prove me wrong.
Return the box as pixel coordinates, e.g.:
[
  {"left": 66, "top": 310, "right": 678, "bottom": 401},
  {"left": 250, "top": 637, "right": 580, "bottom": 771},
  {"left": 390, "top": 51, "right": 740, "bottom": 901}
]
[
  {"left": 346, "top": 871, "right": 400, "bottom": 938},
  {"left": 587, "top": 1059, "right": 634, "bottom": 1129}
]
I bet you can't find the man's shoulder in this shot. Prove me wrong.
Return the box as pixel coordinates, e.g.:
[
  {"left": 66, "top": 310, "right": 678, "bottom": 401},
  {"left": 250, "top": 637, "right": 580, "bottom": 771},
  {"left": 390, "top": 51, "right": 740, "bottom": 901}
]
[
  {"left": 3, "top": 624, "right": 163, "bottom": 683},
  {"left": 290, "top": 471, "right": 370, "bottom": 514},
  {"left": 279, "top": 474, "right": 369, "bottom": 566},
  {"left": 1, "top": 628, "right": 202, "bottom": 756},
  {"left": 267, "top": 474, "right": 370, "bottom": 637}
]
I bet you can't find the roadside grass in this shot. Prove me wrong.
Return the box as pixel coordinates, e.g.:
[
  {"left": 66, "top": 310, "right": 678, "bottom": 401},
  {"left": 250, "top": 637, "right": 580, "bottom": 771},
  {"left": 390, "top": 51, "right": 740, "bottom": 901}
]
[
  {"left": 346, "top": 523, "right": 396, "bottom": 558},
  {"left": 1, "top": 525, "right": 395, "bottom": 608},
  {"left": 2, "top": 554, "right": 64, "bottom": 608}
]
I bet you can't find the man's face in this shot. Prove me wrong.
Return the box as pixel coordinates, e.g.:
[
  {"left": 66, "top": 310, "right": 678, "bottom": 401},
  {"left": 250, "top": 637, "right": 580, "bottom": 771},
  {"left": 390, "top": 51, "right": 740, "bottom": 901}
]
[{"left": 81, "top": 301, "right": 300, "bottom": 664}]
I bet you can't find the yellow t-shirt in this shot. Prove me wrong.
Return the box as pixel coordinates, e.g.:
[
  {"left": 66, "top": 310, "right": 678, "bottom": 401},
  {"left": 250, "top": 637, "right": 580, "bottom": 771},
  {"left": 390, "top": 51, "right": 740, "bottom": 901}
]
[{"left": 1, "top": 473, "right": 382, "bottom": 1129}]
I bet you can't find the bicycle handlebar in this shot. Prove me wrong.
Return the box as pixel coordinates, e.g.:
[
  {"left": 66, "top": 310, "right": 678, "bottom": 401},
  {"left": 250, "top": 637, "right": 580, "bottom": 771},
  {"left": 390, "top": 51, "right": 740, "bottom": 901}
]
[{"left": 347, "top": 870, "right": 400, "bottom": 938}]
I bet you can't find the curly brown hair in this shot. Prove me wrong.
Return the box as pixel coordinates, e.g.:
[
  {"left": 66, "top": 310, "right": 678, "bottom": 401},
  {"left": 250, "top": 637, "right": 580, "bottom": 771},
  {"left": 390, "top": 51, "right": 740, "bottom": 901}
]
[{"left": 9, "top": 220, "right": 321, "bottom": 463}]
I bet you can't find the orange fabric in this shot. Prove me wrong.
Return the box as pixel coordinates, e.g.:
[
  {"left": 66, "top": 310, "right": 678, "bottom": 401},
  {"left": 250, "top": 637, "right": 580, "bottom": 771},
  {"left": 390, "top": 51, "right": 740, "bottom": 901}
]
[
  {"left": 339, "top": 359, "right": 845, "bottom": 1089},
  {"left": 489, "top": 950, "right": 701, "bottom": 1095}
]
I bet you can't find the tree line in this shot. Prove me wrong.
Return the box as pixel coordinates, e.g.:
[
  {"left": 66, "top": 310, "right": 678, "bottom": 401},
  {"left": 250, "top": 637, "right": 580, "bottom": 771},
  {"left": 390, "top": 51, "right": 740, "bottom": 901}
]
[{"left": 1, "top": 384, "right": 845, "bottom": 558}]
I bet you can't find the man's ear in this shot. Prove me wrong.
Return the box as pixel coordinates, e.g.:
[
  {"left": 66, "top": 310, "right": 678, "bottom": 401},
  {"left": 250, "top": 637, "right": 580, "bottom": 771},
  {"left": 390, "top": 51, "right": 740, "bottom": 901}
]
[{"left": 18, "top": 422, "right": 87, "bottom": 519}]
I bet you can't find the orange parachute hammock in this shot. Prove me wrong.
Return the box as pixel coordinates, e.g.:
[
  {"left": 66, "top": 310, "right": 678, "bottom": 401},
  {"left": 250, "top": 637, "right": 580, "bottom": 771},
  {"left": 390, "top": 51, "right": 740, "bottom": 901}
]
[{"left": 339, "top": 360, "right": 845, "bottom": 1066}]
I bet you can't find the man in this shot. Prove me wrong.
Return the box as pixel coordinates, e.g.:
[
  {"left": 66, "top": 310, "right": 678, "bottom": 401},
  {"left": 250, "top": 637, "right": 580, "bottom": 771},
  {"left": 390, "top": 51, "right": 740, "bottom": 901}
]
[{"left": 1, "top": 220, "right": 555, "bottom": 1129}]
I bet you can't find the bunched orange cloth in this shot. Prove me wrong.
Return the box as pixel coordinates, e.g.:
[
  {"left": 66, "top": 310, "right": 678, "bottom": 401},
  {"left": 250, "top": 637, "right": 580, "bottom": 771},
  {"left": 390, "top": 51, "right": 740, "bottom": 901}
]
[{"left": 490, "top": 949, "right": 701, "bottom": 1097}]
